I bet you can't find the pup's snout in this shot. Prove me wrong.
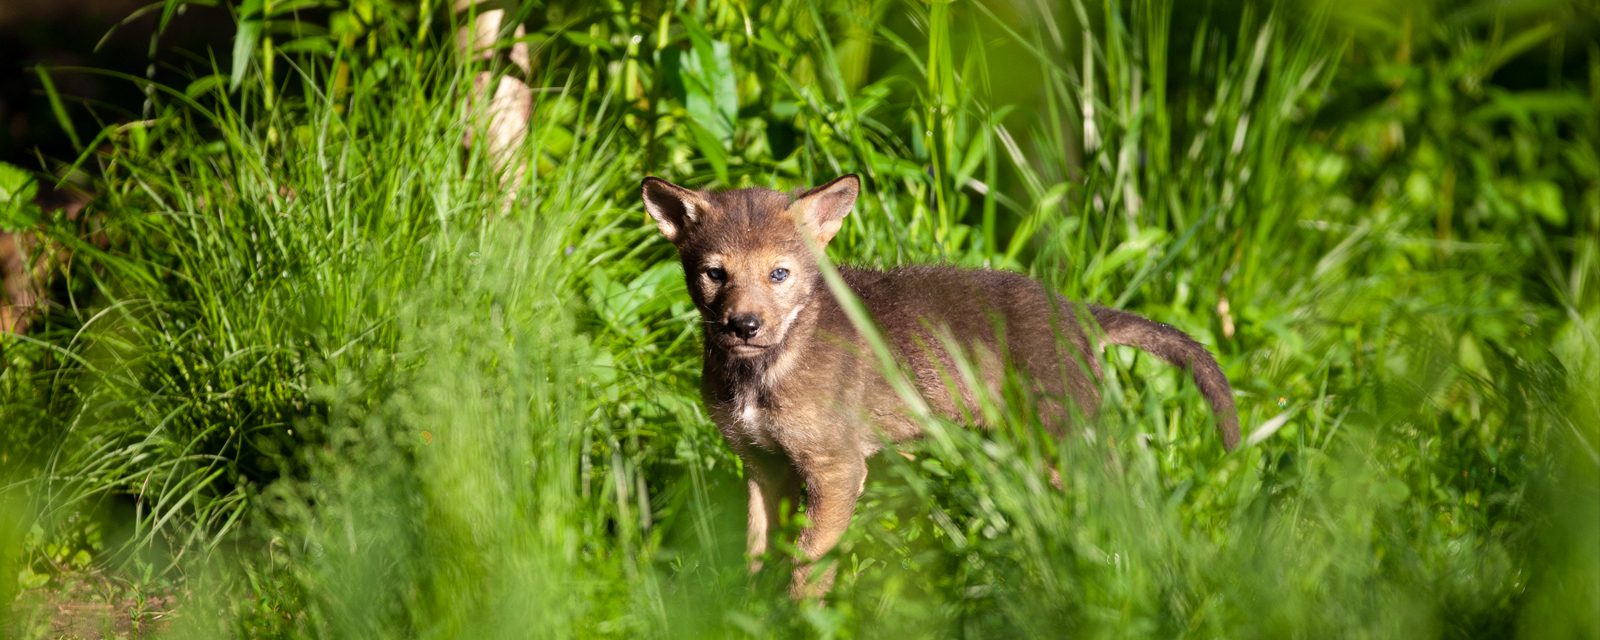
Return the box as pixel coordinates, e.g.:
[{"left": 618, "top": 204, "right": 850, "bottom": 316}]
[{"left": 725, "top": 314, "right": 762, "bottom": 340}]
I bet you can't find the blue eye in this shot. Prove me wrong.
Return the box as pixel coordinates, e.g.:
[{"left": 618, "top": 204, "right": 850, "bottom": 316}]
[
  {"left": 705, "top": 267, "right": 726, "bottom": 282},
  {"left": 770, "top": 268, "right": 789, "bottom": 283}
]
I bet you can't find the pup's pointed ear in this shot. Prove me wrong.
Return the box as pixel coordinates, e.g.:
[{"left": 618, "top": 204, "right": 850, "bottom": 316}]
[
  {"left": 792, "top": 174, "right": 859, "bottom": 246},
  {"left": 641, "top": 177, "right": 706, "bottom": 243}
]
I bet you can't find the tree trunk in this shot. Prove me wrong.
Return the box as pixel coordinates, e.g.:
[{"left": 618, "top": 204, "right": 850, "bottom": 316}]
[
  {"left": 453, "top": 0, "right": 532, "bottom": 214},
  {"left": 0, "top": 189, "right": 87, "bottom": 335}
]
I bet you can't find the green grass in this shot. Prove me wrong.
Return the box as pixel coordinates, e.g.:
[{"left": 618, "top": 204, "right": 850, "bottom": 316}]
[{"left": 2, "top": 0, "right": 1597, "bottom": 637}]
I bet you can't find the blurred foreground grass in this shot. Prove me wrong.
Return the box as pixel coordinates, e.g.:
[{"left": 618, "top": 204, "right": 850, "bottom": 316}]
[{"left": 2, "top": 0, "right": 1597, "bottom": 636}]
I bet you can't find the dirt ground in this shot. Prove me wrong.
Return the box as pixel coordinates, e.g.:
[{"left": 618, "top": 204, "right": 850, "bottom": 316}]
[{"left": 8, "top": 571, "right": 176, "bottom": 639}]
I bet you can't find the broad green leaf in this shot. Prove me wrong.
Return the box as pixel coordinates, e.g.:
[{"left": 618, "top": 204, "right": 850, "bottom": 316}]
[
  {"left": 185, "top": 74, "right": 227, "bottom": 98},
  {"left": 865, "top": 149, "right": 923, "bottom": 181},
  {"left": 0, "top": 162, "right": 41, "bottom": 232},
  {"left": 18, "top": 567, "right": 49, "bottom": 590},
  {"left": 1520, "top": 180, "right": 1567, "bottom": 226},
  {"left": 265, "top": 0, "right": 324, "bottom": 16},
  {"left": 1458, "top": 334, "right": 1490, "bottom": 379},
  {"left": 752, "top": 27, "right": 795, "bottom": 58},
  {"left": 684, "top": 119, "right": 730, "bottom": 184},
  {"left": 1007, "top": 183, "right": 1071, "bottom": 262},
  {"left": 231, "top": 19, "right": 263, "bottom": 90},
  {"left": 0, "top": 162, "right": 36, "bottom": 204},
  {"left": 538, "top": 125, "right": 575, "bottom": 158},
  {"left": 1380, "top": 479, "right": 1412, "bottom": 504},
  {"left": 678, "top": 19, "right": 737, "bottom": 143},
  {"left": 1088, "top": 227, "right": 1168, "bottom": 282},
  {"left": 560, "top": 31, "right": 612, "bottom": 51},
  {"left": 278, "top": 36, "right": 335, "bottom": 57}
]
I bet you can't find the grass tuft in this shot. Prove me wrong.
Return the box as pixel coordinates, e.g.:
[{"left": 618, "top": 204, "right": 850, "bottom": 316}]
[{"left": 3, "top": 0, "right": 1596, "bottom": 636}]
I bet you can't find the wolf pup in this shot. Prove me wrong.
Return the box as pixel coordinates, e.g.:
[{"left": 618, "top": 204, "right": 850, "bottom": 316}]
[{"left": 641, "top": 174, "right": 1239, "bottom": 599}]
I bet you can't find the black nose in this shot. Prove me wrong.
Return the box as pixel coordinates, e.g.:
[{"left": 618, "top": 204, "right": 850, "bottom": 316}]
[{"left": 726, "top": 314, "right": 761, "bottom": 340}]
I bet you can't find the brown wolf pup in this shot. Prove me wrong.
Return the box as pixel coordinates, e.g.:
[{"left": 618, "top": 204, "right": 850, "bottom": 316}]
[{"left": 641, "top": 174, "right": 1240, "bottom": 599}]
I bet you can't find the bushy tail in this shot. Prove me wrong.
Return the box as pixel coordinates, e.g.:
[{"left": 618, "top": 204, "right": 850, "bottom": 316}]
[{"left": 1090, "top": 305, "right": 1241, "bottom": 451}]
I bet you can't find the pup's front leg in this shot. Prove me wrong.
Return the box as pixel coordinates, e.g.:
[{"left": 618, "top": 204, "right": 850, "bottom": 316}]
[
  {"left": 743, "top": 454, "right": 801, "bottom": 573},
  {"left": 791, "top": 455, "right": 868, "bottom": 600}
]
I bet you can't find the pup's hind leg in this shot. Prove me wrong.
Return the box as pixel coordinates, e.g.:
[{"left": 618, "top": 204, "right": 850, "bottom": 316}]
[{"left": 790, "top": 454, "right": 868, "bottom": 600}]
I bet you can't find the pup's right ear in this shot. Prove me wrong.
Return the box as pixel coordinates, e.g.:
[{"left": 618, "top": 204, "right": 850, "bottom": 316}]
[{"left": 641, "top": 177, "right": 705, "bottom": 244}]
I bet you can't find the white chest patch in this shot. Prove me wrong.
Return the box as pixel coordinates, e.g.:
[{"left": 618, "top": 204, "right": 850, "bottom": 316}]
[{"left": 732, "top": 392, "right": 779, "bottom": 450}]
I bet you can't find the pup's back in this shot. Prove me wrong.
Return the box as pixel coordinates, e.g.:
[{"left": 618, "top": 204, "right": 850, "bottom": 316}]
[
  {"left": 826, "top": 265, "right": 1238, "bottom": 450},
  {"left": 828, "top": 265, "right": 1102, "bottom": 433}
]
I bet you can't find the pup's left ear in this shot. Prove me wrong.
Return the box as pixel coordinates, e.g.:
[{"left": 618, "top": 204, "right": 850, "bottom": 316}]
[{"left": 791, "top": 174, "right": 860, "bottom": 246}]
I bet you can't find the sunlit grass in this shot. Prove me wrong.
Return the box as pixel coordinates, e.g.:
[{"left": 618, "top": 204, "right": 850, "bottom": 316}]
[{"left": 2, "top": 0, "right": 1596, "bottom": 637}]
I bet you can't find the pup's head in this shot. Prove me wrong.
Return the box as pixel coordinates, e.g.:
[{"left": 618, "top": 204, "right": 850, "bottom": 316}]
[{"left": 641, "top": 175, "right": 859, "bottom": 359}]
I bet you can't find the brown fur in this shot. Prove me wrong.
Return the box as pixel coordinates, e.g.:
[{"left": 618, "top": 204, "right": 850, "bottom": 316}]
[{"left": 641, "top": 175, "right": 1240, "bottom": 599}]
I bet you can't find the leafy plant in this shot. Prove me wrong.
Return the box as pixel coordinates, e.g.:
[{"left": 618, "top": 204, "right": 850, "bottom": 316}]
[{"left": 1, "top": 0, "right": 1595, "bottom": 637}]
